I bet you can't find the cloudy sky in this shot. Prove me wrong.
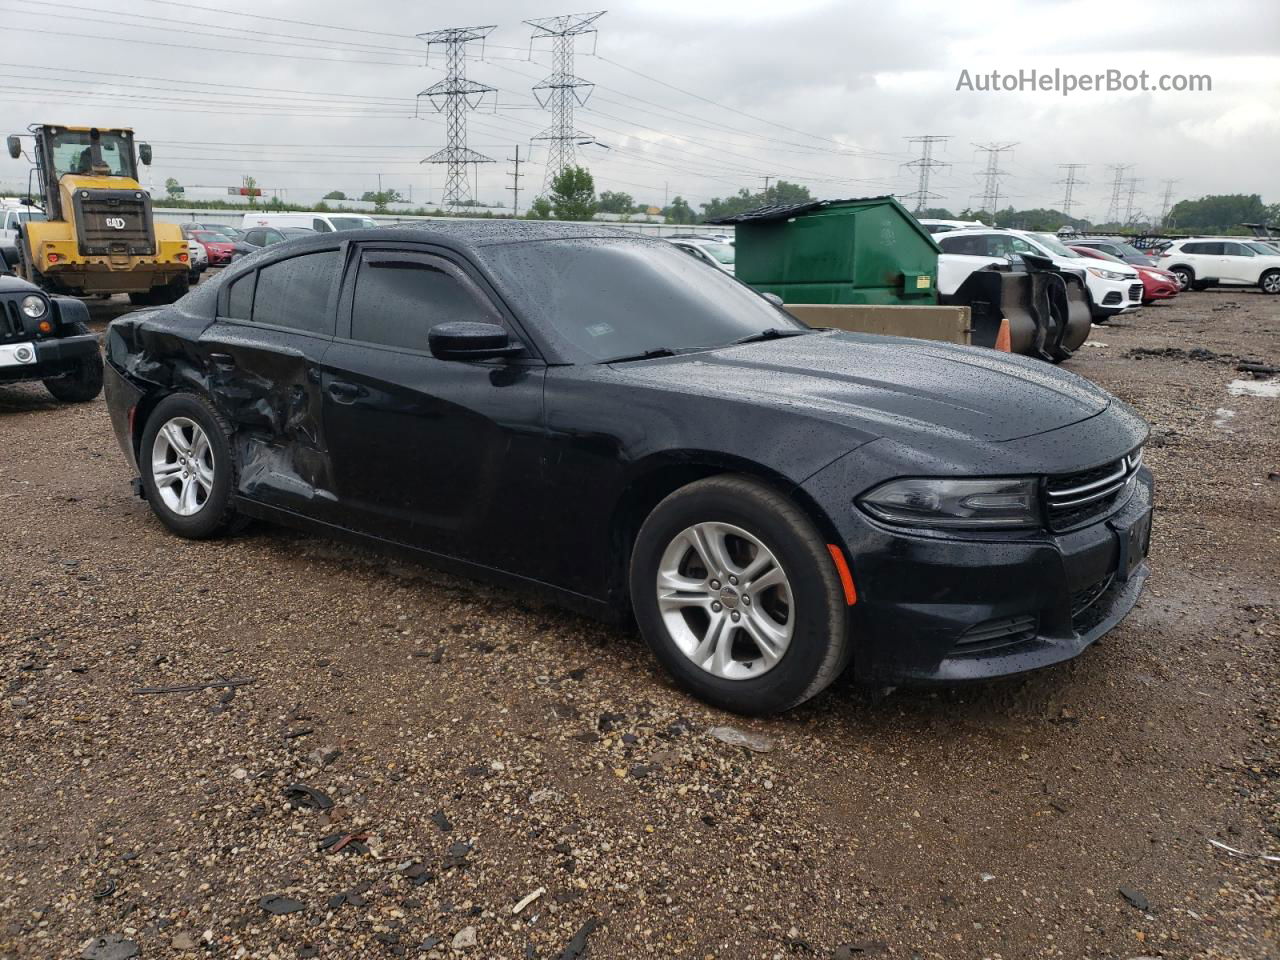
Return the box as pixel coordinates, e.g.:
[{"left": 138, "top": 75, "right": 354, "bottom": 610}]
[{"left": 1, "top": 0, "right": 1276, "bottom": 220}]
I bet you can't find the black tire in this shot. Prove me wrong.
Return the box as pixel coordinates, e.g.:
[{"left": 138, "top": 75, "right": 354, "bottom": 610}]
[
  {"left": 1191, "top": 280, "right": 1210, "bottom": 292},
  {"left": 1169, "top": 265, "right": 1194, "bottom": 291},
  {"left": 42, "top": 323, "right": 104, "bottom": 403},
  {"left": 139, "top": 392, "right": 238, "bottom": 539},
  {"left": 629, "top": 475, "right": 850, "bottom": 714},
  {"left": 1260, "top": 269, "right": 1280, "bottom": 295}
]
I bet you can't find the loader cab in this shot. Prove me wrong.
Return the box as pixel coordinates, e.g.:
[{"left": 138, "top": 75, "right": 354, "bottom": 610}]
[{"left": 16, "top": 126, "right": 149, "bottom": 221}]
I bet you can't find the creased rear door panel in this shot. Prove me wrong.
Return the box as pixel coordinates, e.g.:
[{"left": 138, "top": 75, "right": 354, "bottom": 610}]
[{"left": 196, "top": 320, "right": 337, "bottom": 519}]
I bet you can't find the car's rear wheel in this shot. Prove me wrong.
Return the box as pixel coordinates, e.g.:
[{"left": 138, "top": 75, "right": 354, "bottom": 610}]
[
  {"left": 140, "top": 393, "right": 237, "bottom": 539},
  {"left": 1260, "top": 269, "right": 1280, "bottom": 295},
  {"left": 1169, "top": 266, "right": 1193, "bottom": 290},
  {"left": 630, "top": 475, "right": 850, "bottom": 714}
]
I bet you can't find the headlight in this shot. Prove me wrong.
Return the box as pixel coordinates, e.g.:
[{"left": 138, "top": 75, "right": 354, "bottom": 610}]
[
  {"left": 1086, "top": 266, "right": 1129, "bottom": 281},
  {"left": 858, "top": 477, "right": 1042, "bottom": 529},
  {"left": 20, "top": 294, "right": 47, "bottom": 319}
]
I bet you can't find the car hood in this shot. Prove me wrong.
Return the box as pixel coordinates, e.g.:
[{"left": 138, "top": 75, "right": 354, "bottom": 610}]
[{"left": 608, "top": 331, "right": 1111, "bottom": 443}]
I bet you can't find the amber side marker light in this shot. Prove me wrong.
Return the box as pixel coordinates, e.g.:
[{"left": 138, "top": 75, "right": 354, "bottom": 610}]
[
  {"left": 38, "top": 320, "right": 53, "bottom": 333},
  {"left": 826, "top": 544, "right": 858, "bottom": 606}
]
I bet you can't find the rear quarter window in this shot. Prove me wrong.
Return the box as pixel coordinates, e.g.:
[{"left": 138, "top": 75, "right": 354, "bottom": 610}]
[{"left": 251, "top": 251, "right": 339, "bottom": 335}]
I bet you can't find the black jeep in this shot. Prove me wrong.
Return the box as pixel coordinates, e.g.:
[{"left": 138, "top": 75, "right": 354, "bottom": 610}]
[{"left": 0, "top": 245, "right": 103, "bottom": 402}]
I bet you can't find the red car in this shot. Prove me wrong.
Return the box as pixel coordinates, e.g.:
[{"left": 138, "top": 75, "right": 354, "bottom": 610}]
[
  {"left": 1071, "top": 245, "right": 1179, "bottom": 303},
  {"left": 190, "top": 230, "right": 236, "bottom": 266}
]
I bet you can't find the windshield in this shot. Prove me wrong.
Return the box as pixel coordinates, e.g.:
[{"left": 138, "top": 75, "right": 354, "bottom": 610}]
[
  {"left": 1028, "top": 232, "right": 1082, "bottom": 258},
  {"left": 9, "top": 210, "right": 46, "bottom": 224},
  {"left": 481, "top": 238, "right": 803, "bottom": 364},
  {"left": 200, "top": 225, "right": 238, "bottom": 238},
  {"left": 1080, "top": 247, "right": 1125, "bottom": 265},
  {"left": 48, "top": 129, "right": 136, "bottom": 179},
  {"left": 697, "top": 242, "right": 735, "bottom": 264},
  {"left": 329, "top": 216, "right": 378, "bottom": 231},
  {"left": 192, "top": 231, "right": 224, "bottom": 242}
]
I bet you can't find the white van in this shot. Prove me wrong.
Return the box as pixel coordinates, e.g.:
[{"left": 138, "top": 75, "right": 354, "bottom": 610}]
[
  {"left": 240, "top": 212, "right": 379, "bottom": 233},
  {"left": 1, "top": 201, "right": 47, "bottom": 244}
]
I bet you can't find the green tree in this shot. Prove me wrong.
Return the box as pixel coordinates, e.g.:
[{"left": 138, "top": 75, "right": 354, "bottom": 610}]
[
  {"left": 918, "top": 206, "right": 956, "bottom": 220},
  {"left": 360, "top": 189, "right": 403, "bottom": 211},
  {"left": 662, "top": 196, "right": 695, "bottom": 224},
  {"left": 598, "top": 190, "right": 634, "bottom": 215},
  {"left": 164, "top": 177, "right": 183, "bottom": 198},
  {"left": 323, "top": 190, "right": 347, "bottom": 201},
  {"left": 1166, "top": 194, "right": 1268, "bottom": 232},
  {"left": 699, "top": 181, "right": 814, "bottom": 222},
  {"left": 549, "top": 166, "right": 598, "bottom": 221},
  {"left": 524, "top": 196, "right": 553, "bottom": 220}
]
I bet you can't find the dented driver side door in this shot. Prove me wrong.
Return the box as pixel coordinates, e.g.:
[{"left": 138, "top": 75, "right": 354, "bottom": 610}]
[{"left": 195, "top": 246, "right": 342, "bottom": 520}]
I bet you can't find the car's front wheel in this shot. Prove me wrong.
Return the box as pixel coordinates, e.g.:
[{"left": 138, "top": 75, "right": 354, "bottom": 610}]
[
  {"left": 1169, "top": 266, "right": 1194, "bottom": 290},
  {"left": 630, "top": 475, "right": 850, "bottom": 714},
  {"left": 139, "top": 393, "right": 237, "bottom": 539}
]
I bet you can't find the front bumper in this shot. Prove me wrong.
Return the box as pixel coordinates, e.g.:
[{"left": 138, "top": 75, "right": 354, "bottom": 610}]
[
  {"left": 825, "top": 469, "right": 1154, "bottom": 685},
  {"left": 0, "top": 334, "right": 99, "bottom": 384}
]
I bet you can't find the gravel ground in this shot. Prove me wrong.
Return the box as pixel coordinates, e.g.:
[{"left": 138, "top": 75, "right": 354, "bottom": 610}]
[{"left": 1, "top": 289, "right": 1276, "bottom": 960}]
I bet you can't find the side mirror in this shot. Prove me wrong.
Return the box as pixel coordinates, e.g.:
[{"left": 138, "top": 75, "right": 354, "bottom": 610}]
[
  {"left": 761, "top": 292, "right": 784, "bottom": 307},
  {"left": 428, "top": 321, "right": 523, "bottom": 362},
  {"left": 138, "top": 143, "right": 152, "bottom": 165},
  {"left": 6, "top": 135, "right": 20, "bottom": 160}
]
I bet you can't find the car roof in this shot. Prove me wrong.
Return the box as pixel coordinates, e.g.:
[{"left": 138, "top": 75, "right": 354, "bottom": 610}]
[{"left": 255, "top": 219, "right": 642, "bottom": 255}]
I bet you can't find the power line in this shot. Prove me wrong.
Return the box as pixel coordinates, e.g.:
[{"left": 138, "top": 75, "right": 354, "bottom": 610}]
[
  {"left": 899, "top": 136, "right": 951, "bottom": 212},
  {"left": 507, "top": 145, "right": 525, "bottom": 216},
  {"left": 1055, "top": 164, "right": 1087, "bottom": 218},
  {"left": 526, "top": 11, "right": 606, "bottom": 190},
  {"left": 1104, "top": 164, "right": 1132, "bottom": 225},
  {"left": 972, "top": 142, "right": 1017, "bottom": 215},
  {"left": 416, "top": 26, "right": 499, "bottom": 209},
  {"left": 1158, "top": 178, "right": 1179, "bottom": 227},
  {"left": 1123, "top": 176, "right": 1143, "bottom": 226}
]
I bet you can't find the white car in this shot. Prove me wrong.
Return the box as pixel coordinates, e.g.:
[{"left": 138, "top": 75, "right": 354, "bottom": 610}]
[
  {"left": 668, "top": 238, "right": 735, "bottom": 275},
  {"left": 1155, "top": 238, "right": 1280, "bottom": 294},
  {"left": 240, "top": 212, "right": 378, "bottom": 233},
  {"left": 186, "top": 237, "right": 208, "bottom": 282},
  {"left": 936, "top": 228, "right": 1142, "bottom": 321},
  {"left": 918, "top": 217, "right": 987, "bottom": 234},
  {"left": 0, "top": 201, "right": 46, "bottom": 245}
]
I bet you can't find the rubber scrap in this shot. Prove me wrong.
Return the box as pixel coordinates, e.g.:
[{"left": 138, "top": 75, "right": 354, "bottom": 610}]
[
  {"left": 259, "top": 895, "right": 306, "bottom": 915},
  {"left": 283, "top": 783, "right": 333, "bottom": 811},
  {"left": 556, "top": 917, "right": 600, "bottom": 960}
]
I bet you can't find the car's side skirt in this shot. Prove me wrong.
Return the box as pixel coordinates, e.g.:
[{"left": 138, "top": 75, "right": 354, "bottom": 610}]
[{"left": 233, "top": 496, "right": 622, "bottom": 624}]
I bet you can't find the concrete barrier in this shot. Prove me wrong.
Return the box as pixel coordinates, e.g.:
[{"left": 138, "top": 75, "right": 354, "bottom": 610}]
[{"left": 784, "top": 304, "right": 972, "bottom": 345}]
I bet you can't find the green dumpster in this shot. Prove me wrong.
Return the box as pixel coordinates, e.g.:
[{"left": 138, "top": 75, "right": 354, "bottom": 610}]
[{"left": 709, "top": 196, "right": 940, "bottom": 305}]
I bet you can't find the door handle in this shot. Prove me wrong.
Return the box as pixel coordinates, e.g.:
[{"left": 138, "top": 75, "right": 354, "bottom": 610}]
[
  {"left": 208, "top": 352, "right": 236, "bottom": 368},
  {"left": 327, "top": 381, "right": 366, "bottom": 403}
]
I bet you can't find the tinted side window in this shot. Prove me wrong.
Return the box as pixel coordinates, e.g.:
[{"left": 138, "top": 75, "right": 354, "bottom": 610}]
[
  {"left": 350, "top": 253, "right": 499, "bottom": 352},
  {"left": 225, "top": 273, "right": 254, "bottom": 320},
  {"left": 313, "top": 219, "right": 333, "bottom": 233},
  {"left": 244, "top": 230, "right": 263, "bottom": 245},
  {"left": 1223, "top": 242, "right": 1253, "bottom": 256},
  {"left": 1182, "top": 242, "right": 1205, "bottom": 254},
  {"left": 252, "top": 251, "right": 339, "bottom": 334},
  {"left": 938, "top": 234, "right": 984, "bottom": 256}
]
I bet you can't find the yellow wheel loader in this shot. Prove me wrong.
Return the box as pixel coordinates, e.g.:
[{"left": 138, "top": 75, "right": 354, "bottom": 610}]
[{"left": 5, "top": 125, "right": 190, "bottom": 304}]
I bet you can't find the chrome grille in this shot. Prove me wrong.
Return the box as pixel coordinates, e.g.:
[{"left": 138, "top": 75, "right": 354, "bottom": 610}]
[{"left": 1045, "top": 448, "right": 1142, "bottom": 531}]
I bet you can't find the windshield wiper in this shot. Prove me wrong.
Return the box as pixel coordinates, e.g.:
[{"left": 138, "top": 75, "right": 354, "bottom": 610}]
[
  {"left": 730, "top": 328, "right": 810, "bottom": 346},
  {"left": 598, "top": 347, "right": 680, "bottom": 364}
]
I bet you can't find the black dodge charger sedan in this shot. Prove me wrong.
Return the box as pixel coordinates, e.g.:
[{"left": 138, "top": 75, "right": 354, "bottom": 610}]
[{"left": 103, "top": 222, "right": 1152, "bottom": 714}]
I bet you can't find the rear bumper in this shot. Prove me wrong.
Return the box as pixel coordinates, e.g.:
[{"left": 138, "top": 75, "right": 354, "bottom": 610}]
[
  {"left": 103, "top": 359, "right": 144, "bottom": 471},
  {"left": 0, "top": 334, "right": 98, "bottom": 384},
  {"left": 829, "top": 470, "right": 1154, "bottom": 685}
]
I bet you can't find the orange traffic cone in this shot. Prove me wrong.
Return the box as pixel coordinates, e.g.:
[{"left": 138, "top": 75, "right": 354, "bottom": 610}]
[{"left": 994, "top": 318, "right": 1012, "bottom": 352}]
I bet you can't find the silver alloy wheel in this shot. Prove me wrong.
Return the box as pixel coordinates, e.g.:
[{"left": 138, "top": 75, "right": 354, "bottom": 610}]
[
  {"left": 151, "top": 416, "right": 215, "bottom": 517},
  {"left": 1263, "top": 272, "right": 1280, "bottom": 294},
  {"left": 655, "top": 521, "right": 794, "bottom": 680},
  {"left": 1173, "top": 269, "right": 1190, "bottom": 290}
]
